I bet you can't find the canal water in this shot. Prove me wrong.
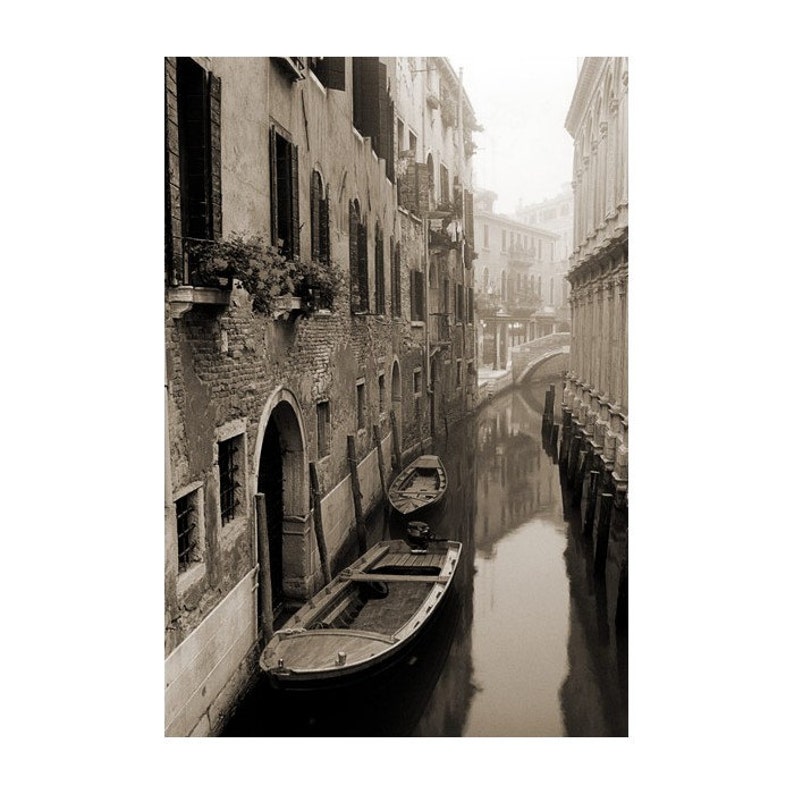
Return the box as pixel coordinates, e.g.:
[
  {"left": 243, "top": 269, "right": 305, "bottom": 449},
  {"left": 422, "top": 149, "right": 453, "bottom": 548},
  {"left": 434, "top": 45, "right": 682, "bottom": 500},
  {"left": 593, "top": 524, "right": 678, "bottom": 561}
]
[{"left": 223, "top": 378, "right": 628, "bottom": 737}]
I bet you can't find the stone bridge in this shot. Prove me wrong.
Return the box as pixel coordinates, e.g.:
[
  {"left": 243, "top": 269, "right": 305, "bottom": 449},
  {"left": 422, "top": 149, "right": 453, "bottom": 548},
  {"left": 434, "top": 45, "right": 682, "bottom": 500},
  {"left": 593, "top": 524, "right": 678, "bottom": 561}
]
[{"left": 511, "top": 332, "right": 571, "bottom": 384}]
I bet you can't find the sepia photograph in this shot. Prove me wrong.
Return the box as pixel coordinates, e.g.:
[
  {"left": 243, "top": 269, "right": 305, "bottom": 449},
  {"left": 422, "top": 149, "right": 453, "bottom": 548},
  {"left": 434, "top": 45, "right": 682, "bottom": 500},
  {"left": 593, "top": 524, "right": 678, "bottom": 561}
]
[
  {"left": 164, "top": 54, "right": 628, "bottom": 738},
  {"left": 9, "top": 3, "right": 793, "bottom": 791}
]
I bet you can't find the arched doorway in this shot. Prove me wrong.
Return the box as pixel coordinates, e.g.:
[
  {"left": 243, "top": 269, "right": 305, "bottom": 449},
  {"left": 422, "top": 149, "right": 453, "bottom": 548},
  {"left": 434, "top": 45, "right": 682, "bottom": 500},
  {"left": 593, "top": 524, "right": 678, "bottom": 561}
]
[
  {"left": 390, "top": 360, "right": 402, "bottom": 469},
  {"left": 255, "top": 393, "right": 307, "bottom": 624}
]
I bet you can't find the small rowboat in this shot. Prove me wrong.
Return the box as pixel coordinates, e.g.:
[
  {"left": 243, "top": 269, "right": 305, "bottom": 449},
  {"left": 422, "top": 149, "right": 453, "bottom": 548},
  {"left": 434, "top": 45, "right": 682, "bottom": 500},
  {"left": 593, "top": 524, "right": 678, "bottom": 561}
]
[
  {"left": 387, "top": 454, "right": 448, "bottom": 516},
  {"left": 259, "top": 539, "right": 462, "bottom": 689}
]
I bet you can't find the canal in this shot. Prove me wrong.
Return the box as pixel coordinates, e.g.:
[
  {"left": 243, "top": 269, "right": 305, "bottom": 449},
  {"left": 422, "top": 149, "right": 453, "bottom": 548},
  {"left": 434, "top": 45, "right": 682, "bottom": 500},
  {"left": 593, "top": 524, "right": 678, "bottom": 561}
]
[{"left": 223, "top": 377, "right": 628, "bottom": 737}]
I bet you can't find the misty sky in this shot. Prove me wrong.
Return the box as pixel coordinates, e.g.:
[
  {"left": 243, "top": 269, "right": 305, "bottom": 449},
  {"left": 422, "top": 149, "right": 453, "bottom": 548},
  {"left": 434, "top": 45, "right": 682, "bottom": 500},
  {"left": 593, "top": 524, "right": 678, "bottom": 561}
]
[{"left": 449, "top": 55, "right": 579, "bottom": 216}]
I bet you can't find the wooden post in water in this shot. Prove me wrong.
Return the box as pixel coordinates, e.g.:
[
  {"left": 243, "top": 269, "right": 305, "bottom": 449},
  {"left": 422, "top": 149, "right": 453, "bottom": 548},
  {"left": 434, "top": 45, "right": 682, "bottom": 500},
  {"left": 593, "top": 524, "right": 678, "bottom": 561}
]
[
  {"left": 615, "top": 558, "right": 628, "bottom": 630},
  {"left": 567, "top": 433, "right": 581, "bottom": 482},
  {"left": 550, "top": 424, "right": 560, "bottom": 456},
  {"left": 346, "top": 434, "right": 368, "bottom": 555},
  {"left": 308, "top": 462, "right": 331, "bottom": 586},
  {"left": 254, "top": 493, "right": 274, "bottom": 643},
  {"left": 372, "top": 423, "right": 388, "bottom": 499},
  {"left": 390, "top": 409, "right": 402, "bottom": 471},
  {"left": 594, "top": 492, "right": 614, "bottom": 578},
  {"left": 582, "top": 470, "right": 599, "bottom": 536}
]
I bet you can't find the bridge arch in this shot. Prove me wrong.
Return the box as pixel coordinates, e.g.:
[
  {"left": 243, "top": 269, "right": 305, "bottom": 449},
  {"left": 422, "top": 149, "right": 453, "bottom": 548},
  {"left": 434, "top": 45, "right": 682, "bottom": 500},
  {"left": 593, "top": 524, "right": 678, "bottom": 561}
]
[{"left": 511, "top": 332, "right": 571, "bottom": 384}]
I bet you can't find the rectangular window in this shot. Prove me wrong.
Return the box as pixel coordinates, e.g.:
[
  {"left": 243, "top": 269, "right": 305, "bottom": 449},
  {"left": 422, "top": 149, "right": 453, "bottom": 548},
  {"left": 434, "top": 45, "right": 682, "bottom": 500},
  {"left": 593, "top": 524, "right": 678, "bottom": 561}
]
[
  {"left": 218, "top": 436, "right": 242, "bottom": 525},
  {"left": 537, "top": 240, "right": 543, "bottom": 261},
  {"left": 317, "top": 400, "right": 330, "bottom": 458},
  {"left": 391, "top": 239, "right": 402, "bottom": 317},
  {"left": 439, "top": 164, "right": 450, "bottom": 204},
  {"left": 352, "top": 58, "right": 393, "bottom": 178},
  {"left": 413, "top": 368, "right": 422, "bottom": 396},
  {"left": 456, "top": 283, "right": 464, "bottom": 323},
  {"left": 396, "top": 118, "right": 405, "bottom": 151},
  {"left": 483, "top": 224, "right": 489, "bottom": 248},
  {"left": 310, "top": 170, "right": 330, "bottom": 266},
  {"left": 171, "top": 58, "right": 222, "bottom": 284},
  {"left": 270, "top": 126, "right": 299, "bottom": 260},
  {"left": 356, "top": 380, "right": 366, "bottom": 430},
  {"left": 378, "top": 373, "right": 386, "bottom": 415},
  {"left": 175, "top": 489, "right": 200, "bottom": 573},
  {"left": 467, "top": 287, "right": 474, "bottom": 324},
  {"left": 408, "top": 130, "right": 417, "bottom": 154},
  {"left": 410, "top": 269, "right": 425, "bottom": 321},
  {"left": 375, "top": 227, "right": 385, "bottom": 315},
  {"left": 456, "top": 359, "right": 463, "bottom": 388},
  {"left": 550, "top": 278, "right": 554, "bottom": 304}
]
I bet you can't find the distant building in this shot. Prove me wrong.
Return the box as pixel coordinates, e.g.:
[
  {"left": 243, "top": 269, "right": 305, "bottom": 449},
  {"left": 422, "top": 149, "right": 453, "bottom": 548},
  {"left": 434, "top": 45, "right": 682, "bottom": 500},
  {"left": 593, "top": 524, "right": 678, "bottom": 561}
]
[
  {"left": 473, "top": 190, "right": 560, "bottom": 369},
  {"left": 514, "top": 187, "right": 574, "bottom": 327},
  {"left": 562, "top": 56, "right": 628, "bottom": 496}
]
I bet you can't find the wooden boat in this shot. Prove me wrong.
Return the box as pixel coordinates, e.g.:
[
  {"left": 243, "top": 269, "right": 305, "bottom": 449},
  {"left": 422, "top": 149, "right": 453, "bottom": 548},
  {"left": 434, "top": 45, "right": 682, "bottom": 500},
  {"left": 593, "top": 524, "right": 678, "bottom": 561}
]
[
  {"left": 387, "top": 454, "right": 448, "bottom": 516},
  {"left": 259, "top": 538, "right": 462, "bottom": 689}
]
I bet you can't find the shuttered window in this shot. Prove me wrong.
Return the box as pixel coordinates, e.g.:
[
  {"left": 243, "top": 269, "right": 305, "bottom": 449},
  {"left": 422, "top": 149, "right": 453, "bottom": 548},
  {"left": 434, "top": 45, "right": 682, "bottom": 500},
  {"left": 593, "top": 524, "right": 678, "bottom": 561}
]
[
  {"left": 410, "top": 270, "right": 425, "bottom": 321},
  {"left": 171, "top": 58, "right": 222, "bottom": 283},
  {"left": 310, "top": 57, "right": 346, "bottom": 91},
  {"left": 349, "top": 201, "right": 369, "bottom": 312},
  {"left": 310, "top": 171, "right": 331, "bottom": 265},
  {"left": 391, "top": 239, "right": 402, "bottom": 318},
  {"left": 467, "top": 287, "right": 474, "bottom": 324},
  {"left": 270, "top": 126, "right": 299, "bottom": 260},
  {"left": 374, "top": 224, "right": 385, "bottom": 315},
  {"left": 456, "top": 283, "right": 465, "bottom": 323}
]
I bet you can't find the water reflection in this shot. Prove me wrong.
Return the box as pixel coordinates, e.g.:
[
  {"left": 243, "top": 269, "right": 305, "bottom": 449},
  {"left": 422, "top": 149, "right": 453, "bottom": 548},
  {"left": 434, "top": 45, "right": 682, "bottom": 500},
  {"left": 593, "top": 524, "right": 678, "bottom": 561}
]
[{"left": 223, "top": 379, "right": 627, "bottom": 737}]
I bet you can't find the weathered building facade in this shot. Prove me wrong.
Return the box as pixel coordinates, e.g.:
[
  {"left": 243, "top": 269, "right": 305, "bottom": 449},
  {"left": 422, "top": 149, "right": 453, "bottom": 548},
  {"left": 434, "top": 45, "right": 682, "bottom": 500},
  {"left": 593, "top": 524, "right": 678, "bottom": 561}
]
[
  {"left": 473, "top": 190, "right": 560, "bottom": 369},
  {"left": 562, "top": 57, "right": 628, "bottom": 505},
  {"left": 164, "top": 56, "right": 478, "bottom": 736}
]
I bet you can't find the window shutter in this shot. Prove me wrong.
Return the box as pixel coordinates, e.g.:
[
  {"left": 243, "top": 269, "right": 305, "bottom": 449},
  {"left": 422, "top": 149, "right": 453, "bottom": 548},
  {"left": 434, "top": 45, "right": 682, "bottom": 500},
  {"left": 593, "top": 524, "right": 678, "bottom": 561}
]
[
  {"left": 314, "top": 57, "right": 346, "bottom": 91},
  {"left": 311, "top": 172, "right": 320, "bottom": 261},
  {"left": 269, "top": 127, "right": 278, "bottom": 248},
  {"left": 209, "top": 72, "right": 222, "bottom": 239},
  {"left": 357, "top": 222, "right": 369, "bottom": 312},
  {"left": 393, "top": 241, "right": 402, "bottom": 317},
  {"left": 320, "top": 185, "right": 330, "bottom": 265},
  {"left": 353, "top": 58, "right": 380, "bottom": 140},
  {"left": 376, "top": 61, "right": 388, "bottom": 161},
  {"left": 290, "top": 141, "right": 300, "bottom": 258},
  {"left": 349, "top": 203, "right": 358, "bottom": 310},
  {"left": 464, "top": 189, "right": 474, "bottom": 268}
]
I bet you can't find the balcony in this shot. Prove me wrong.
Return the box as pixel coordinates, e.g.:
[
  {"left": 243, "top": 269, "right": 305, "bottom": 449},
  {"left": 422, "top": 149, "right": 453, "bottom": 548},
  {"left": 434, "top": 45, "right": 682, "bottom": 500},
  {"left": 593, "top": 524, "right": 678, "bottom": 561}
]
[{"left": 507, "top": 245, "right": 535, "bottom": 265}]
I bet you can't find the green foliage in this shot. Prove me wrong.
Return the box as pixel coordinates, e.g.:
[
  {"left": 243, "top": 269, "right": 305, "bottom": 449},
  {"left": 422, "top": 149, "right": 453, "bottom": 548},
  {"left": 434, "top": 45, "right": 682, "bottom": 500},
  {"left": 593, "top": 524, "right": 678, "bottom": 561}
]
[{"left": 188, "top": 235, "right": 345, "bottom": 314}]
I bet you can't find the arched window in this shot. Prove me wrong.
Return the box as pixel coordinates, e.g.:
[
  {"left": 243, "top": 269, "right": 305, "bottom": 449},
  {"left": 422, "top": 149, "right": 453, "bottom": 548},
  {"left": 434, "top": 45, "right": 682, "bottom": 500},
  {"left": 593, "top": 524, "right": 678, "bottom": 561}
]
[
  {"left": 310, "top": 170, "right": 330, "bottom": 265},
  {"left": 349, "top": 200, "right": 368, "bottom": 312}
]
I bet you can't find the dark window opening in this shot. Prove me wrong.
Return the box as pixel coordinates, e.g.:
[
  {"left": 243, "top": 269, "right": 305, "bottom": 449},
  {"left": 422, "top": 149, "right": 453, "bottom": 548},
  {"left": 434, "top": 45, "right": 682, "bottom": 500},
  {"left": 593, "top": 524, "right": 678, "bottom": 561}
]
[
  {"left": 349, "top": 201, "right": 369, "bottom": 312},
  {"left": 176, "top": 491, "right": 199, "bottom": 574},
  {"left": 391, "top": 238, "right": 402, "bottom": 318},
  {"left": 270, "top": 127, "right": 299, "bottom": 260},
  {"left": 309, "top": 57, "right": 346, "bottom": 90},
  {"left": 378, "top": 374, "right": 386, "bottom": 414},
  {"left": 410, "top": 269, "right": 425, "bottom": 321},
  {"left": 356, "top": 382, "right": 366, "bottom": 430},
  {"left": 219, "top": 436, "right": 242, "bottom": 525},
  {"left": 311, "top": 170, "right": 331, "bottom": 265},
  {"left": 375, "top": 224, "right": 385, "bottom": 315}
]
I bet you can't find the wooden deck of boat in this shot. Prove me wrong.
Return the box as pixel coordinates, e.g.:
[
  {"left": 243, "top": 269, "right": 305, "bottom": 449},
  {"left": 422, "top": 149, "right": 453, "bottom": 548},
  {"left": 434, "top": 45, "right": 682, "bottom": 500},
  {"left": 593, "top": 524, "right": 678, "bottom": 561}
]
[{"left": 373, "top": 552, "right": 446, "bottom": 570}]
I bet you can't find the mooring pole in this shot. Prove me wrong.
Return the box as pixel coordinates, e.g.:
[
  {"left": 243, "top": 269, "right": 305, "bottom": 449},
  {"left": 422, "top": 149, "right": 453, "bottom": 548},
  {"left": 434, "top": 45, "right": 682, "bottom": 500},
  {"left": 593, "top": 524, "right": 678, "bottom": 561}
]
[
  {"left": 372, "top": 423, "right": 388, "bottom": 499},
  {"left": 583, "top": 470, "right": 600, "bottom": 536},
  {"left": 254, "top": 493, "right": 274, "bottom": 643},
  {"left": 615, "top": 558, "right": 628, "bottom": 630},
  {"left": 390, "top": 409, "right": 402, "bottom": 471},
  {"left": 347, "top": 434, "right": 368, "bottom": 555},
  {"left": 308, "top": 462, "right": 331, "bottom": 586},
  {"left": 594, "top": 492, "right": 614, "bottom": 578}
]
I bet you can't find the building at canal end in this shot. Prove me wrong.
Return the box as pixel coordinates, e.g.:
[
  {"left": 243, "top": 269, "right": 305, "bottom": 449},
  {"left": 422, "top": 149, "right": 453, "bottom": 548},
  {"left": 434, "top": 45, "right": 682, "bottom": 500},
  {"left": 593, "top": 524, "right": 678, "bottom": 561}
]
[
  {"left": 513, "top": 187, "right": 574, "bottom": 330},
  {"left": 472, "top": 189, "right": 560, "bottom": 370},
  {"left": 165, "top": 57, "right": 478, "bottom": 736},
  {"left": 562, "top": 57, "right": 628, "bottom": 500}
]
